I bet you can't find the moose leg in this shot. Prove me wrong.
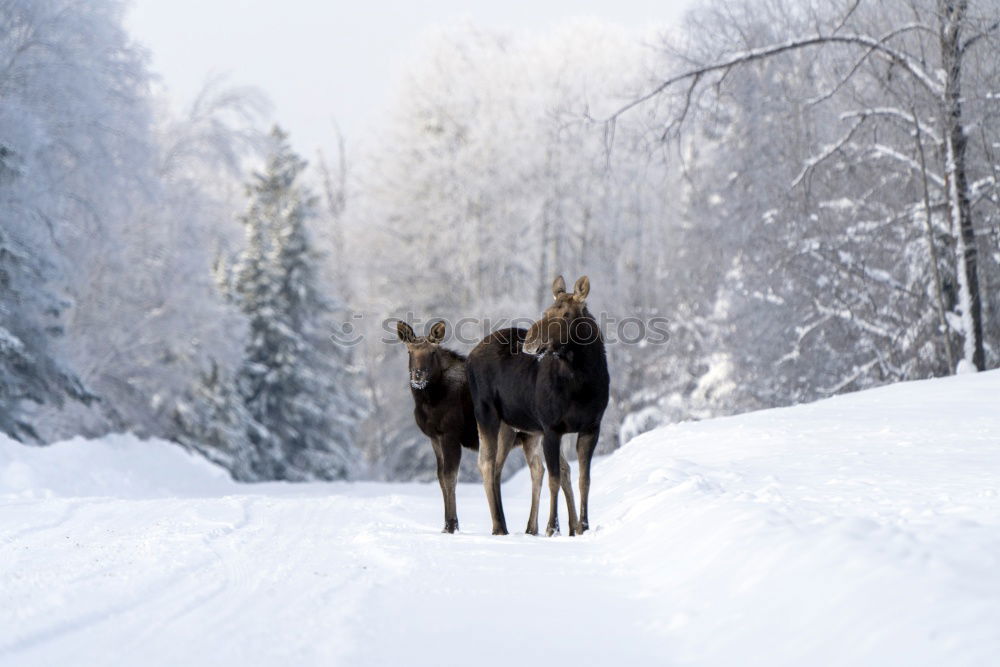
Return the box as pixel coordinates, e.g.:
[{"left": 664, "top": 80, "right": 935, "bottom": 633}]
[
  {"left": 542, "top": 430, "right": 563, "bottom": 536},
  {"left": 558, "top": 451, "right": 580, "bottom": 536},
  {"left": 432, "top": 439, "right": 453, "bottom": 533},
  {"left": 575, "top": 430, "right": 600, "bottom": 534},
  {"left": 477, "top": 425, "right": 508, "bottom": 535},
  {"left": 522, "top": 434, "right": 544, "bottom": 535},
  {"left": 438, "top": 437, "right": 461, "bottom": 533},
  {"left": 493, "top": 423, "right": 519, "bottom": 532}
]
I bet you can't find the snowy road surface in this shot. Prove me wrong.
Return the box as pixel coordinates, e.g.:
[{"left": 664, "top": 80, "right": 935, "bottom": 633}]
[{"left": 2, "top": 371, "right": 1000, "bottom": 666}]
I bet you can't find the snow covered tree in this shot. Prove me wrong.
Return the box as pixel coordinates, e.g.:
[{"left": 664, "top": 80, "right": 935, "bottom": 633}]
[
  {"left": 345, "top": 6, "right": 1000, "bottom": 470},
  {"left": 0, "top": 1, "right": 269, "bottom": 443},
  {"left": 183, "top": 126, "right": 365, "bottom": 481},
  {"left": 171, "top": 361, "right": 261, "bottom": 479},
  {"left": 0, "top": 0, "right": 151, "bottom": 439},
  {"left": 63, "top": 76, "right": 270, "bottom": 441},
  {"left": 588, "top": 0, "right": 1000, "bottom": 422},
  {"left": 0, "top": 230, "right": 93, "bottom": 440},
  {"left": 347, "top": 23, "right": 683, "bottom": 474}
]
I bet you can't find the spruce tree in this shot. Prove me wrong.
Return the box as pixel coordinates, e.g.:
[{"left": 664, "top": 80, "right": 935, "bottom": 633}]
[
  {"left": 0, "top": 222, "right": 93, "bottom": 442},
  {"left": 172, "top": 362, "right": 262, "bottom": 480},
  {"left": 176, "top": 127, "right": 363, "bottom": 480}
]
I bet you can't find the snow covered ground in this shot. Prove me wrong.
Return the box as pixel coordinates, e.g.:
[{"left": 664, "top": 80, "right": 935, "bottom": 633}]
[{"left": 2, "top": 372, "right": 999, "bottom": 666}]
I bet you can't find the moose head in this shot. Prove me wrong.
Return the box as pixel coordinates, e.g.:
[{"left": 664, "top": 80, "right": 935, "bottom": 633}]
[
  {"left": 397, "top": 320, "right": 447, "bottom": 389},
  {"left": 523, "top": 275, "right": 594, "bottom": 356}
]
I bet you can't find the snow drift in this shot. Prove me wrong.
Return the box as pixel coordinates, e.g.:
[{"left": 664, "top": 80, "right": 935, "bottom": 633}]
[
  {"left": 0, "top": 433, "right": 235, "bottom": 499},
  {"left": 2, "top": 371, "right": 999, "bottom": 666}
]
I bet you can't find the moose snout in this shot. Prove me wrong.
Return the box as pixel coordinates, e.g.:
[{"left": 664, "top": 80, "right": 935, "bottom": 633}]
[{"left": 410, "top": 369, "right": 430, "bottom": 388}]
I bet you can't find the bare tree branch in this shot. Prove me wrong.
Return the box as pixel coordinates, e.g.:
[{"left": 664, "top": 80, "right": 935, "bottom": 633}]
[
  {"left": 804, "top": 46, "right": 874, "bottom": 107},
  {"left": 661, "top": 72, "right": 701, "bottom": 141},
  {"left": 832, "top": 0, "right": 863, "bottom": 34},
  {"left": 840, "top": 107, "right": 943, "bottom": 145},
  {"left": 961, "top": 18, "right": 1000, "bottom": 54},
  {"left": 607, "top": 23, "right": 942, "bottom": 124},
  {"left": 791, "top": 115, "right": 866, "bottom": 188},
  {"left": 869, "top": 143, "right": 945, "bottom": 188}
]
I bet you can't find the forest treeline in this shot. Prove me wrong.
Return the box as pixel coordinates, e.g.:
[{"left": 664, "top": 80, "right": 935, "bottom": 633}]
[{"left": 2, "top": 0, "right": 997, "bottom": 481}]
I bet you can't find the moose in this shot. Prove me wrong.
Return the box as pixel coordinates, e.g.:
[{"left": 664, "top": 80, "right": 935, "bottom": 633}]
[
  {"left": 398, "top": 319, "right": 575, "bottom": 534},
  {"left": 467, "top": 275, "right": 610, "bottom": 536}
]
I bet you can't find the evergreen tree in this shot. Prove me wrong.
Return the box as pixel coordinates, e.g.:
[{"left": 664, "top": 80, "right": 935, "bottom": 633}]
[
  {"left": 172, "top": 362, "right": 262, "bottom": 480},
  {"left": 0, "top": 192, "right": 93, "bottom": 442},
  {"left": 175, "top": 127, "right": 364, "bottom": 480}
]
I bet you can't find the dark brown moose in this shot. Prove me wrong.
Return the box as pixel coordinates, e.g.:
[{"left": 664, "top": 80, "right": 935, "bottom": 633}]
[{"left": 466, "top": 276, "right": 610, "bottom": 536}]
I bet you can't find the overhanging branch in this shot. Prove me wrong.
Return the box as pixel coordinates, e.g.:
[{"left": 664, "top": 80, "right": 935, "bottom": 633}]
[{"left": 608, "top": 23, "right": 942, "bottom": 125}]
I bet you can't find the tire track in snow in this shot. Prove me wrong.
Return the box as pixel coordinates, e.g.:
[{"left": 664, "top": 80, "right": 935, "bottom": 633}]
[
  {"left": 0, "top": 498, "right": 113, "bottom": 543},
  {"left": 0, "top": 497, "right": 256, "bottom": 663}
]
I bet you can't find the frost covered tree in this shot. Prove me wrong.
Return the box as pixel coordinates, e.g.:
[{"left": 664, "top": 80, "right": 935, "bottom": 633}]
[
  {"left": 347, "top": 23, "right": 685, "bottom": 476},
  {"left": 9, "top": 0, "right": 983, "bottom": 477},
  {"left": 344, "top": 5, "right": 1000, "bottom": 476},
  {"left": 0, "top": 1, "right": 272, "bottom": 443},
  {"left": 604, "top": 0, "right": 1000, "bottom": 412},
  {"left": 0, "top": 0, "right": 152, "bottom": 439},
  {"left": 65, "top": 76, "right": 270, "bottom": 439},
  {"left": 0, "top": 232, "right": 93, "bottom": 440},
  {"left": 179, "top": 127, "right": 364, "bottom": 481},
  {"left": 172, "top": 362, "right": 261, "bottom": 478}
]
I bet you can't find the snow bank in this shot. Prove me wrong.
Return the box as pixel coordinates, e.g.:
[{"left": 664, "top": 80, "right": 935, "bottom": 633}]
[
  {"left": 590, "top": 369, "right": 1000, "bottom": 665},
  {"left": 0, "top": 433, "right": 235, "bottom": 499}
]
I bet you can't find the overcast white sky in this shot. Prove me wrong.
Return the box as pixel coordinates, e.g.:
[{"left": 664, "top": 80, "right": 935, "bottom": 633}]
[{"left": 126, "top": 1, "right": 691, "bottom": 157}]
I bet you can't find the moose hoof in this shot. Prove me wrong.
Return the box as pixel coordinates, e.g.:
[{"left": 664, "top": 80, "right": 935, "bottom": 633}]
[
  {"left": 492, "top": 526, "right": 509, "bottom": 536},
  {"left": 442, "top": 521, "right": 459, "bottom": 534},
  {"left": 525, "top": 524, "right": 539, "bottom": 536},
  {"left": 545, "top": 522, "right": 560, "bottom": 537},
  {"left": 578, "top": 520, "right": 589, "bottom": 535}
]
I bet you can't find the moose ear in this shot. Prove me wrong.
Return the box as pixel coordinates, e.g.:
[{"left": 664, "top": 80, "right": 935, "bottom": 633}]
[
  {"left": 573, "top": 275, "right": 590, "bottom": 302},
  {"left": 552, "top": 275, "right": 567, "bottom": 298},
  {"left": 396, "top": 321, "right": 417, "bottom": 344},
  {"left": 427, "top": 320, "right": 446, "bottom": 344}
]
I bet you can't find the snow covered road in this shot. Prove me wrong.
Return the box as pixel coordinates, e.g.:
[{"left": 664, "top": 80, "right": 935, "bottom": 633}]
[{"left": 3, "top": 371, "right": 1000, "bottom": 666}]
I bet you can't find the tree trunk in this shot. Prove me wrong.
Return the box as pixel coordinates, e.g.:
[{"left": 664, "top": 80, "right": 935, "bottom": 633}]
[
  {"left": 537, "top": 148, "right": 555, "bottom": 310},
  {"left": 914, "top": 110, "right": 955, "bottom": 372},
  {"left": 940, "top": 0, "right": 985, "bottom": 371}
]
